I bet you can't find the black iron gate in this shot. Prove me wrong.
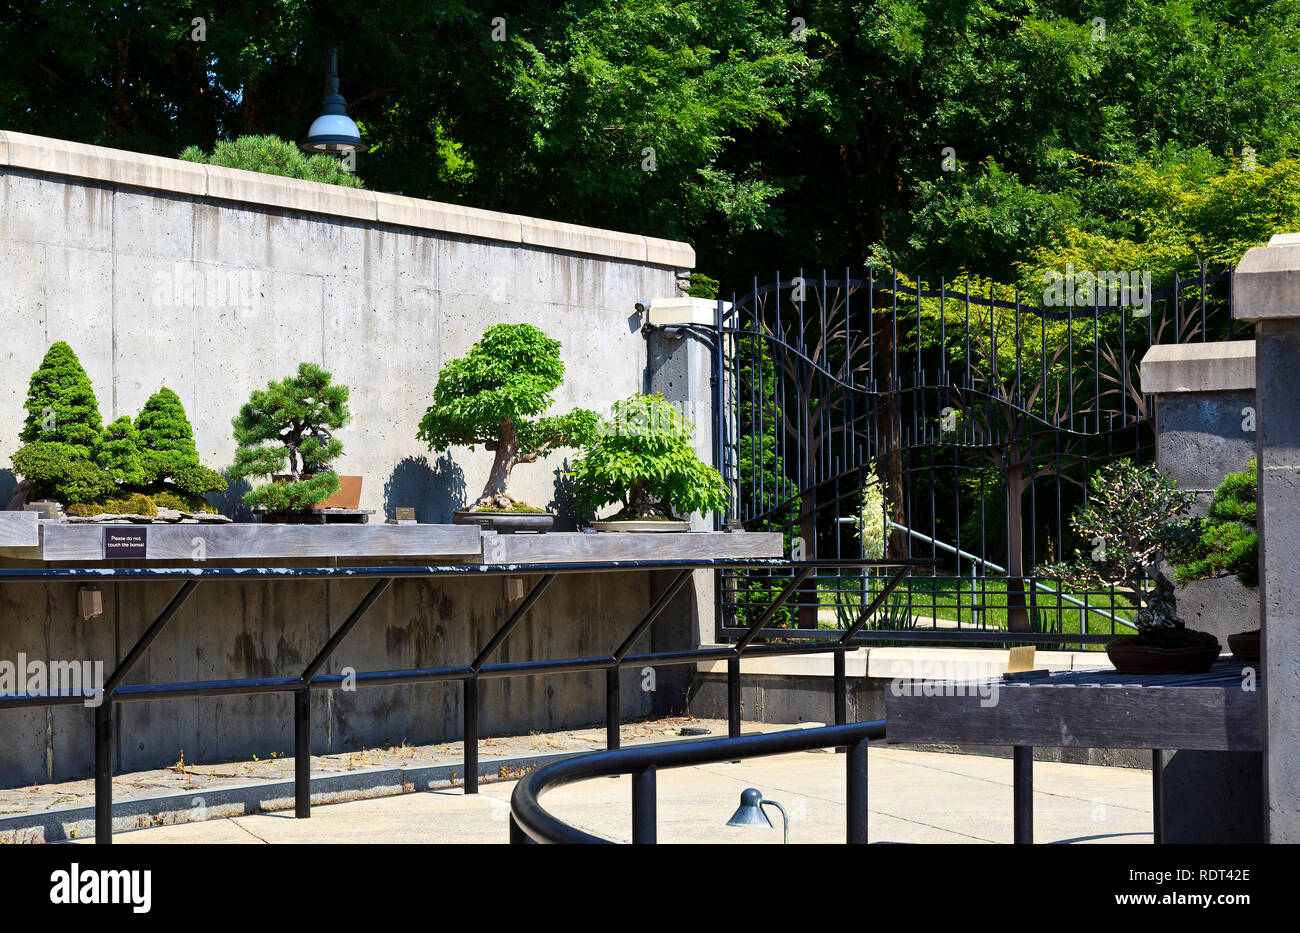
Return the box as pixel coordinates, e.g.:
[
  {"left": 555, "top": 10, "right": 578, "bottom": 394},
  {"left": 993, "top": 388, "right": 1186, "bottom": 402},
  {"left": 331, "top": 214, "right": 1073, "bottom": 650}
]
[{"left": 713, "top": 265, "right": 1239, "bottom": 646}]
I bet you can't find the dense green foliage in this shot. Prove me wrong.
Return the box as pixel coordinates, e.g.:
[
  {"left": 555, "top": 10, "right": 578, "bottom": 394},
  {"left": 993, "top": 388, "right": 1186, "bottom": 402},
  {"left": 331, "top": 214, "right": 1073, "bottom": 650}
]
[
  {"left": 6, "top": 2, "right": 1299, "bottom": 286},
  {"left": 17, "top": 342, "right": 102, "bottom": 458},
  {"left": 1174, "top": 461, "right": 1259, "bottom": 588},
  {"left": 97, "top": 416, "right": 147, "bottom": 486},
  {"left": 180, "top": 135, "right": 364, "bottom": 188},
  {"left": 230, "top": 363, "right": 351, "bottom": 512},
  {"left": 419, "top": 324, "right": 599, "bottom": 509},
  {"left": 569, "top": 394, "right": 729, "bottom": 520},
  {"left": 1038, "top": 460, "right": 1200, "bottom": 641}
]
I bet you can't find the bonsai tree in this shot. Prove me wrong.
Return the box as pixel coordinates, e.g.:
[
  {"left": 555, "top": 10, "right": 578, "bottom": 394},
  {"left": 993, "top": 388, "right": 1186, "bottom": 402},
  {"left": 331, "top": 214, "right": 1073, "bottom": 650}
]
[
  {"left": 229, "top": 363, "right": 351, "bottom": 512},
  {"left": 1038, "top": 459, "right": 1213, "bottom": 648},
  {"left": 569, "top": 394, "right": 729, "bottom": 521},
  {"left": 97, "top": 416, "right": 147, "bottom": 486},
  {"left": 1173, "top": 461, "right": 1258, "bottom": 589},
  {"left": 11, "top": 341, "right": 109, "bottom": 503},
  {"left": 135, "top": 387, "right": 226, "bottom": 501},
  {"left": 418, "top": 323, "right": 599, "bottom": 511}
]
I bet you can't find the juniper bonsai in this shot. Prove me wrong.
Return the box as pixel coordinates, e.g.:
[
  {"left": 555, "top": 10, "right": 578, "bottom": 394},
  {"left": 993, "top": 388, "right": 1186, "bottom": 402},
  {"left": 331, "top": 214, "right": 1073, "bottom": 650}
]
[
  {"left": 230, "top": 362, "right": 351, "bottom": 513},
  {"left": 135, "top": 387, "right": 226, "bottom": 499},
  {"left": 569, "top": 394, "right": 729, "bottom": 521},
  {"left": 1173, "top": 461, "right": 1258, "bottom": 589},
  {"left": 11, "top": 341, "right": 107, "bottom": 503},
  {"left": 1038, "top": 459, "right": 1212, "bottom": 648},
  {"left": 418, "top": 323, "right": 599, "bottom": 511}
]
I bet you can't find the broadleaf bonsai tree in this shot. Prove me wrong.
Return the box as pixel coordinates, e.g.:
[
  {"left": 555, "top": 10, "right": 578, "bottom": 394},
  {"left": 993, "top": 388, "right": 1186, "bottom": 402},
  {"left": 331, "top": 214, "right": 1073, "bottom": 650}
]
[
  {"left": 1172, "top": 461, "right": 1258, "bottom": 589},
  {"left": 418, "top": 323, "right": 599, "bottom": 511},
  {"left": 569, "top": 394, "right": 729, "bottom": 522},
  {"left": 1038, "top": 459, "right": 1213, "bottom": 648},
  {"left": 229, "top": 363, "right": 350, "bottom": 513}
]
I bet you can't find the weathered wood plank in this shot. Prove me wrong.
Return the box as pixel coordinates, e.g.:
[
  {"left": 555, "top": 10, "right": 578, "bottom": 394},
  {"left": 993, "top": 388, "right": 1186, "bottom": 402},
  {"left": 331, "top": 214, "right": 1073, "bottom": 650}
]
[
  {"left": 38, "top": 522, "right": 483, "bottom": 561},
  {"left": 482, "top": 531, "right": 784, "bottom": 564},
  {"left": 886, "top": 674, "right": 1261, "bottom": 751},
  {"left": 0, "top": 512, "right": 39, "bottom": 548}
]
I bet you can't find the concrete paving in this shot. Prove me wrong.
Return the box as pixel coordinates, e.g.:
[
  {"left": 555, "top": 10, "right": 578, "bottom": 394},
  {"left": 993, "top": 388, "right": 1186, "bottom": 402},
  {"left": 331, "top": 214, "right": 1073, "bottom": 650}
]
[{"left": 71, "top": 746, "right": 1155, "bottom": 845}]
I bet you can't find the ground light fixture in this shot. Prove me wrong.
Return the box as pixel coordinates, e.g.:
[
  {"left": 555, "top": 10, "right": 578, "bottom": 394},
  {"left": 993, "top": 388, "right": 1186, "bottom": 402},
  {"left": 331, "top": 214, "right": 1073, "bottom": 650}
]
[
  {"left": 301, "top": 48, "right": 366, "bottom": 155},
  {"left": 726, "top": 787, "right": 789, "bottom": 843}
]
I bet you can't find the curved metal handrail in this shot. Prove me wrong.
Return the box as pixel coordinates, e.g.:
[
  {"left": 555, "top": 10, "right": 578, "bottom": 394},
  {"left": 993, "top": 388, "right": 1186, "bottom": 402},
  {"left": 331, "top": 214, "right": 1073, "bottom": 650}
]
[{"left": 508, "top": 720, "right": 886, "bottom": 844}]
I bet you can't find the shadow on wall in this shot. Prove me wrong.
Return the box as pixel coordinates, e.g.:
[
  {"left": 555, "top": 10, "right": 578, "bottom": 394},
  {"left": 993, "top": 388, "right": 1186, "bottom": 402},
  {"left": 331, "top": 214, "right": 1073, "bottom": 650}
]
[
  {"left": 384, "top": 455, "right": 466, "bottom": 523},
  {"left": 210, "top": 475, "right": 255, "bottom": 521},
  {"left": 0, "top": 469, "right": 16, "bottom": 508},
  {"left": 548, "top": 459, "right": 584, "bottom": 531}
]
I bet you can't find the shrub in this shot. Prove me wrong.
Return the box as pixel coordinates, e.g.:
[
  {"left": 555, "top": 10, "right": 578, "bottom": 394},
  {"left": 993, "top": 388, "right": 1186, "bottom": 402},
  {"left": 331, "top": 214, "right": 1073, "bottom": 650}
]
[
  {"left": 569, "top": 394, "right": 729, "bottom": 521},
  {"left": 418, "top": 324, "right": 599, "bottom": 510},
  {"left": 1174, "top": 461, "right": 1259, "bottom": 588},
  {"left": 18, "top": 341, "right": 102, "bottom": 456},
  {"left": 180, "top": 135, "right": 364, "bottom": 188},
  {"left": 98, "top": 416, "right": 147, "bottom": 485},
  {"left": 230, "top": 363, "right": 350, "bottom": 512},
  {"left": 171, "top": 464, "right": 228, "bottom": 498},
  {"left": 135, "top": 387, "right": 200, "bottom": 483}
]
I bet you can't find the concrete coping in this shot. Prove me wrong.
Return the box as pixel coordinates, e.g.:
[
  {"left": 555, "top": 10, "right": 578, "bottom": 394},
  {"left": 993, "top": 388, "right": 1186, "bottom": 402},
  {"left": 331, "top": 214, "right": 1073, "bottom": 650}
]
[
  {"left": 1139, "top": 340, "right": 1256, "bottom": 394},
  {"left": 645, "top": 296, "right": 731, "bottom": 327},
  {"left": 695, "top": 646, "right": 1112, "bottom": 679},
  {"left": 0, "top": 129, "right": 695, "bottom": 269},
  {"left": 1233, "top": 232, "right": 1300, "bottom": 321}
]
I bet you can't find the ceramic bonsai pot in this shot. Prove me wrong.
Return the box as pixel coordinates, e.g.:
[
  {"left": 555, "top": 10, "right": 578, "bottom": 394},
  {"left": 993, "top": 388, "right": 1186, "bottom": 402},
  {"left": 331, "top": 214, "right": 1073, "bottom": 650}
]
[
  {"left": 1105, "top": 640, "right": 1221, "bottom": 675},
  {"left": 454, "top": 510, "right": 554, "bottom": 534},
  {"left": 591, "top": 519, "right": 690, "bottom": 532},
  {"left": 317, "top": 475, "right": 363, "bottom": 510},
  {"left": 1227, "top": 630, "right": 1261, "bottom": 661}
]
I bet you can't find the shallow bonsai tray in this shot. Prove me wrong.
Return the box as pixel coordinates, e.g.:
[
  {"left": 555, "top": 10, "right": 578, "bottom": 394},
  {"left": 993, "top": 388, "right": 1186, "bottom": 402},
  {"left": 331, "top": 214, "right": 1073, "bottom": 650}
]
[{"left": 258, "top": 508, "right": 376, "bottom": 525}]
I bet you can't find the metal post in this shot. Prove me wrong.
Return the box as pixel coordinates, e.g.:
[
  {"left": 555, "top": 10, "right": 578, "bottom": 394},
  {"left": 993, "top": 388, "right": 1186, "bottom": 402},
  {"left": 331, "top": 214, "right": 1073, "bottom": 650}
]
[
  {"left": 833, "top": 647, "right": 847, "bottom": 726},
  {"left": 847, "top": 735, "right": 868, "bottom": 844},
  {"left": 1013, "top": 745, "right": 1033, "bottom": 844},
  {"left": 464, "top": 676, "right": 479, "bottom": 794},
  {"left": 94, "top": 701, "right": 113, "bottom": 844},
  {"left": 295, "top": 688, "right": 311, "bottom": 818},
  {"left": 727, "top": 656, "right": 741, "bottom": 738},
  {"left": 606, "top": 668, "right": 620, "bottom": 750},
  {"left": 632, "top": 765, "right": 657, "bottom": 843},
  {"left": 1152, "top": 749, "right": 1164, "bottom": 845}
]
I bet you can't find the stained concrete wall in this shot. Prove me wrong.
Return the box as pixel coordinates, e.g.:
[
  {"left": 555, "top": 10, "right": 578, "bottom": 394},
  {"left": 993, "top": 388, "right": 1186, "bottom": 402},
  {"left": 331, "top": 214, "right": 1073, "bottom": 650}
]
[{"left": 0, "top": 132, "right": 700, "bottom": 785}]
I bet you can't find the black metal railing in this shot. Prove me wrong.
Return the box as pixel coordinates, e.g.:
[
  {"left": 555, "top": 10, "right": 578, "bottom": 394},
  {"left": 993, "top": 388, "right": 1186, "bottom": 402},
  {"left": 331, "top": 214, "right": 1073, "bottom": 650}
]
[
  {"left": 0, "top": 557, "right": 926, "bottom": 844},
  {"left": 710, "top": 266, "right": 1238, "bottom": 644},
  {"left": 508, "top": 719, "right": 886, "bottom": 844}
]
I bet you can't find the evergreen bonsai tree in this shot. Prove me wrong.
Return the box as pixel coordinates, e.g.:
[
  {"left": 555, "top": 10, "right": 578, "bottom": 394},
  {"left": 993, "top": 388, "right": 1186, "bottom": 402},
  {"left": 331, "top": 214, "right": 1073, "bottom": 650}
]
[
  {"left": 11, "top": 341, "right": 111, "bottom": 503},
  {"left": 418, "top": 323, "right": 599, "bottom": 511},
  {"left": 1038, "top": 459, "right": 1214, "bottom": 648},
  {"left": 569, "top": 394, "right": 729, "bottom": 522},
  {"left": 135, "top": 387, "right": 226, "bottom": 501},
  {"left": 97, "top": 416, "right": 147, "bottom": 486},
  {"left": 230, "top": 363, "right": 351, "bottom": 512},
  {"left": 1173, "top": 461, "right": 1258, "bottom": 589}
]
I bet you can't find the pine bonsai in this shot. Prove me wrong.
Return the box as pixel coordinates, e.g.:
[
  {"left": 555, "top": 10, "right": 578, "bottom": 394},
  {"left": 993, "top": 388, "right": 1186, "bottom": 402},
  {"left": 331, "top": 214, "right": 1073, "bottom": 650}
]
[
  {"left": 1173, "top": 461, "right": 1258, "bottom": 589},
  {"left": 1038, "top": 459, "right": 1213, "bottom": 648},
  {"left": 418, "top": 324, "right": 599, "bottom": 511},
  {"left": 230, "top": 363, "right": 351, "bottom": 513},
  {"left": 569, "top": 394, "right": 729, "bottom": 522}
]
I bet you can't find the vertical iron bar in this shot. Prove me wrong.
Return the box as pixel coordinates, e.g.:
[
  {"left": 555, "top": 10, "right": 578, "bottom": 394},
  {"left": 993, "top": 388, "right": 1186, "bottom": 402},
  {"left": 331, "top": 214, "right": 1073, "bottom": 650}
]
[
  {"left": 1013, "top": 745, "right": 1033, "bottom": 844},
  {"left": 1152, "top": 749, "right": 1164, "bottom": 844},
  {"left": 833, "top": 647, "right": 847, "bottom": 726},
  {"left": 464, "top": 676, "right": 479, "bottom": 794},
  {"left": 847, "top": 735, "right": 868, "bottom": 844},
  {"left": 606, "top": 667, "right": 621, "bottom": 750},
  {"left": 95, "top": 700, "right": 113, "bottom": 844},
  {"left": 632, "top": 765, "right": 658, "bottom": 844},
  {"left": 727, "top": 656, "right": 741, "bottom": 738},
  {"left": 295, "top": 687, "right": 311, "bottom": 818}
]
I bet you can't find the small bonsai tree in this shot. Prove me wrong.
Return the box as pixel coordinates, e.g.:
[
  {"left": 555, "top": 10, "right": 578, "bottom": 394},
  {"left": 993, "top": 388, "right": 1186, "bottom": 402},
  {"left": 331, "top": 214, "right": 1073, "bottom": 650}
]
[
  {"left": 1038, "top": 459, "right": 1212, "bottom": 647},
  {"left": 230, "top": 363, "right": 350, "bottom": 512},
  {"left": 97, "top": 416, "right": 147, "bottom": 486},
  {"left": 418, "top": 323, "right": 599, "bottom": 511},
  {"left": 135, "top": 387, "right": 226, "bottom": 500},
  {"left": 569, "top": 394, "right": 729, "bottom": 521},
  {"left": 1173, "top": 461, "right": 1258, "bottom": 589}
]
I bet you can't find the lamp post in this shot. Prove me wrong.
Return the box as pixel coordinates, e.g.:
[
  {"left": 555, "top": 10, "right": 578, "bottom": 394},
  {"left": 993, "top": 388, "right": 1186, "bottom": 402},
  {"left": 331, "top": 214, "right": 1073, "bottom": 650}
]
[
  {"left": 726, "top": 787, "right": 789, "bottom": 843},
  {"left": 301, "top": 48, "right": 366, "bottom": 155}
]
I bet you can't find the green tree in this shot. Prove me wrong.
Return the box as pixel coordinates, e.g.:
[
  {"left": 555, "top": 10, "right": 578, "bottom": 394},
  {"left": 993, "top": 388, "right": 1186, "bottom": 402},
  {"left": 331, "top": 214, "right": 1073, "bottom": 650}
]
[
  {"left": 570, "top": 394, "right": 728, "bottom": 520},
  {"left": 419, "top": 324, "right": 598, "bottom": 510},
  {"left": 97, "top": 416, "right": 146, "bottom": 486},
  {"left": 135, "top": 387, "right": 200, "bottom": 482},
  {"left": 18, "top": 341, "right": 102, "bottom": 458},
  {"left": 230, "top": 363, "right": 351, "bottom": 512},
  {"left": 180, "top": 135, "right": 364, "bottom": 188},
  {"left": 1174, "top": 461, "right": 1258, "bottom": 588}
]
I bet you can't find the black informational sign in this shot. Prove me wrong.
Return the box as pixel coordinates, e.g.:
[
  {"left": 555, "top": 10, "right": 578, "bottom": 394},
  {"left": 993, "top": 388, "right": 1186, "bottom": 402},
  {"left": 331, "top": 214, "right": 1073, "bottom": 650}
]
[{"left": 104, "top": 527, "right": 147, "bottom": 559}]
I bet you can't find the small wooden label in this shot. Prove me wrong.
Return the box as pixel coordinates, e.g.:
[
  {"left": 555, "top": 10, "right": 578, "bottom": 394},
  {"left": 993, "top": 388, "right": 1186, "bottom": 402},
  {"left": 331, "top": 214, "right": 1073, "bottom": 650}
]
[
  {"left": 104, "top": 527, "right": 147, "bottom": 559},
  {"left": 395, "top": 507, "right": 416, "bottom": 522}
]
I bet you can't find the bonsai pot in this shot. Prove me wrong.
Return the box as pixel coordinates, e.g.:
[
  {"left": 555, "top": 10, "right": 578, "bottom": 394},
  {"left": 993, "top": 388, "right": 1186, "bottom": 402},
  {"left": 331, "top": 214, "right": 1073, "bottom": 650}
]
[
  {"left": 591, "top": 518, "right": 690, "bottom": 533},
  {"left": 1105, "top": 639, "right": 1221, "bottom": 675},
  {"left": 272, "top": 473, "right": 363, "bottom": 510},
  {"left": 454, "top": 510, "right": 554, "bottom": 534},
  {"left": 1228, "top": 630, "right": 1261, "bottom": 661}
]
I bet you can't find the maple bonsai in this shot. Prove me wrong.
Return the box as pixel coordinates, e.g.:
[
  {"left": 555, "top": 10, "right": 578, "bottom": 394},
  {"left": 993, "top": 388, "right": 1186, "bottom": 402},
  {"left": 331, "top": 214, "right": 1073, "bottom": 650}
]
[
  {"left": 418, "top": 323, "right": 598, "bottom": 511},
  {"left": 229, "top": 363, "right": 351, "bottom": 513},
  {"left": 569, "top": 394, "right": 729, "bottom": 522}
]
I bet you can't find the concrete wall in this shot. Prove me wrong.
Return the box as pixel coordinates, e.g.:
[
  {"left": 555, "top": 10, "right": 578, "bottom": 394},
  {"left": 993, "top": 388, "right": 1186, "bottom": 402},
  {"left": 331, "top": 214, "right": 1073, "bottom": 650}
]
[{"left": 0, "top": 132, "right": 701, "bottom": 785}]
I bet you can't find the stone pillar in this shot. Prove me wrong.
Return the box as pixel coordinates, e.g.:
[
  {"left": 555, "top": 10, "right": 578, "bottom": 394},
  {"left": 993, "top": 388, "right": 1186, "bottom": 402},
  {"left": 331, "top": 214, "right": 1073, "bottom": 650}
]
[
  {"left": 1233, "top": 233, "right": 1300, "bottom": 843},
  {"left": 645, "top": 294, "right": 724, "bottom": 713}
]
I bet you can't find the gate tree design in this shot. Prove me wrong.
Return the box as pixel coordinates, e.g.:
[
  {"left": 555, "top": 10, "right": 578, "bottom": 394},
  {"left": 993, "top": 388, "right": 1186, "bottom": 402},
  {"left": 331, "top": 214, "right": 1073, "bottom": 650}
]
[{"left": 715, "top": 266, "right": 1238, "bottom": 639}]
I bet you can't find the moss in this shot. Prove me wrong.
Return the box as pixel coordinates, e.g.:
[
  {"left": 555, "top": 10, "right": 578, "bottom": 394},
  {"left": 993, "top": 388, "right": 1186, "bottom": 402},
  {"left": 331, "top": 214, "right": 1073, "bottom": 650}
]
[
  {"left": 67, "top": 492, "right": 159, "bottom": 517},
  {"left": 472, "top": 501, "right": 546, "bottom": 513}
]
